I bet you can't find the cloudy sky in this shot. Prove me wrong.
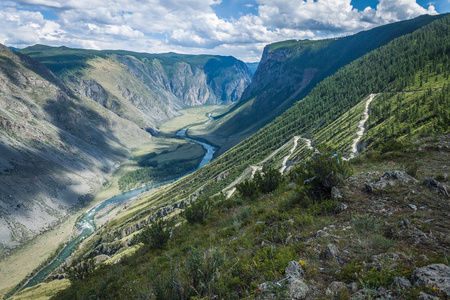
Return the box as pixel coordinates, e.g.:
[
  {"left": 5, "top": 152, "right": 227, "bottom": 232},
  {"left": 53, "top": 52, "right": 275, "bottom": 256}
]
[{"left": 1, "top": 0, "right": 449, "bottom": 62}]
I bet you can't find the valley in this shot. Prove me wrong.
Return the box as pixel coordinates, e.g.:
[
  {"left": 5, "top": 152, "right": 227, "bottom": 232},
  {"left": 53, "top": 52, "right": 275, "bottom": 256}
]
[{"left": 0, "top": 12, "right": 449, "bottom": 300}]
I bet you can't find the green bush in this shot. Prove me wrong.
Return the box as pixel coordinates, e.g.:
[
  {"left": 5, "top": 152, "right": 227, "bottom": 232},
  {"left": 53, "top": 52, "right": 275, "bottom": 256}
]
[
  {"left": 64, "top": 258, "right": 95, "bottom": 282},
  {"left": 254, "top": 166, "right": 283, "bottom": 194},
  {"left": 352, "top": 214, "right": 378, "bottom": 234},
  {"left": 405, "top": 162, "right": 420, "bottom": 178},
  {"left": 236, "top": 179, "right": 258, "bottom": 199},
  {"left": 292, "top": 144, "right": 352, "bottom": 199},
  {"left": 183, "top": 196, "right": 211, "bottom": 225},
  {"left": 139, "top": 219, "right": 172, "bottom": 249}
]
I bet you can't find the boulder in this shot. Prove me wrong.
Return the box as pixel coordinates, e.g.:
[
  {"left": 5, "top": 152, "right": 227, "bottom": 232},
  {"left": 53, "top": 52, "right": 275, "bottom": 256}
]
[
  {"left": 411, "top": 264, "right": 450, "bottom": 297},
  {"left": 423, "top": 178, "right": 449, "bottom": 197},
  {"left": 323, "top": 244, "right": 340, "bottom": 261},
  {"left": 391, "top": 276, "right": 412, "bottom": 291},
  {"left": 290, "top": 278, "right": 309, "bottom": 300},
  {"left": 335, "top": 203, "right": 348, "bottom": 213},
  {"left": 366, "top": 171, "right": 418, "bottom": 193},
  {"left": 285, "top": 260, "right": 305, "bottom": 280},
  {"left": 331, "top": 186, "right": 343, "bottom": 200},
  {"left": 326, "top": 281, "right": 348, "bottom": 296}
]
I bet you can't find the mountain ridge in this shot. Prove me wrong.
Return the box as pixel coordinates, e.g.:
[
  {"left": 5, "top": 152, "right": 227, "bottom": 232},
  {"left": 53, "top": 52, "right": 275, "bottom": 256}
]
[{"left": 18, "top": 46, "right": 253, "bottom": 132}]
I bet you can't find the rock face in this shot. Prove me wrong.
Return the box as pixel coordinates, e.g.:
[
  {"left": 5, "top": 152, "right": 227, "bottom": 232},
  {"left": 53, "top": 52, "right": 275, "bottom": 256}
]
[
  {"left": 19, "top": 46, "right": 253, "bottom": 131},
  {"left": 411, "top": 264, "right": 450, "bottom": 297},
  {"left": 0, "top": 44, "right": 152, "bottom": 249}
]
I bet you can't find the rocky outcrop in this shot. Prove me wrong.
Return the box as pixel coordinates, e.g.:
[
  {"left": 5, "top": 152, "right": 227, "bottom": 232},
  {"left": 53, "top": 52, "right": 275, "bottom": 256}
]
[
  {"left": 258, "top": 260, "right": 309, "bottom": 299},
  {"left": 411, "top": 264, "right": 450, "bottom": 297},
  {"left": 365, "top": 171, "right": 418, "bottom": 193},
  {"left": 423, "top": 178, "right": 449, "bottom": 197}
]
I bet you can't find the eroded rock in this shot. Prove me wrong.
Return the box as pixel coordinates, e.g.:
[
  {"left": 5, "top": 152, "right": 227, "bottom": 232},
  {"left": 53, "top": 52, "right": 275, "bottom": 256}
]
[
  {"left": 423, "top": 178, "right": 449, "bottom": 197},
  {"left": 411, "top": 264, "right": 450, "bottom": 297}
]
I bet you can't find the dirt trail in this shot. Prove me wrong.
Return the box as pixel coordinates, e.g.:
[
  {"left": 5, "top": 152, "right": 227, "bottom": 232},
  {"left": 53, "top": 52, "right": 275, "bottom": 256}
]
[
  {"left": 348, "top": 94, "right": 376, "bottom": 158},
  {"left": 224, "top": 136, "right": 298, "bottom": 198},
  {"left": 280, "top": 136, "right": 300, "bottom": 174}
]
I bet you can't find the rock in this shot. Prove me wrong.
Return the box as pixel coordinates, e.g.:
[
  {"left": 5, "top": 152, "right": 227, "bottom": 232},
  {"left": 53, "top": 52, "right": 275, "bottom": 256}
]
[
  {"left": 423, "top": 178, "right": 450, "bottom": 197},
  {"left": 418, "top": 292, "right": 441, "bottom": 300},
  {"left": 366, "top": 171, "right": 418, "bottom": 193},
  {"left": 323, "top": 244, "right": 339, "bottom": 261},
  {"left": 326, "top": 281, "right": 348, "bottom": 296},
  {"left": 408, "top": 204, "right": 418, "bottom": 211},
  {"left": 411, "top": 264, "right": 450, "bottom": 297},
  {"left": 391, "top": 276, "right": 412, "bottom": 290},
  {"left": 290, "top": 278, "right": 309, "bottom": 300},
  {"left": 285, "top": 261, "right": 305, "bottom": 280},
  {"left": 315, "top": 230, "right": 329, "bottom": 238},
  {"left": 335, "top": 203, "right": 348, "bottom": 213},
  {"left": 347, "top": 282, "right": 359, "bottom": 292},
  {"left": 331, "top": 186, "right": 343, "bottom": 200}
]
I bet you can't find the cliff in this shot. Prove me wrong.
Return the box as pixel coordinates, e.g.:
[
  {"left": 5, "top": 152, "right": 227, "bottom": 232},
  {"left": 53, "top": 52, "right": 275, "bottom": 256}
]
[{"left": 18, "top": 47, "right": 253, "bottom": 132}]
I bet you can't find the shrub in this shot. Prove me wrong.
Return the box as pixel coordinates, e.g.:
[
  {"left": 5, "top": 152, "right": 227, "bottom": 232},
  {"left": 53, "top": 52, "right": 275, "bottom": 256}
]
[
  {"left": 139, "top": 219, "right": 172, "bottom": 249},
  {"left": 236, "top": 179, "right": 258, "bottom": 199},
  {"left": 405, "top": 162, "right": 420, "bottom": 178},
  {"left": 254, "top": 166, "right": 283, "bottom": 194},
  {"left": 352, "top": 214, "right": 378, "bottom": 234},
  {"left": 292, "top": 144, "right": 352, "bottom": 199},
  {"left": 183, "top": 196, "right": 211, "bottom": 225},
  {"left": 64, "top": 257, "right": 95, "bottom": 282}
]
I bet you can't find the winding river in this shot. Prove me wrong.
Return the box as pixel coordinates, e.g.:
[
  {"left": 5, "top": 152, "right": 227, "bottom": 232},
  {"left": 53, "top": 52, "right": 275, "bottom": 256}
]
[{"left": 22, "top": 128, "right": 215, "bottom": 290}]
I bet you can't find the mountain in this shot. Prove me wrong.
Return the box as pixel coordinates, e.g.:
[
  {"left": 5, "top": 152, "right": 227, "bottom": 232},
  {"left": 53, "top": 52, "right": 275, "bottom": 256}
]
[
  {"left": 192, "top": 14, "right": 445, "bottom": 154},
  {"left": 0, "top": 43, "right": 153, "bottom": 250},
  {"left": 18, "top": 46, "right": 253, "bottom": 132},
  {"left": 42, "top": 13, "right": 450, "bottom": 300}
]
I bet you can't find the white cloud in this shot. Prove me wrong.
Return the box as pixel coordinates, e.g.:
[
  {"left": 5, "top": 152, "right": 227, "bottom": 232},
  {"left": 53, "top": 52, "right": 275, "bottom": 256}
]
[
  {"left": 0, "top": 0, "right": 441, "bottom": 62},
  {"left": 0, "top": 8, "right": 64, "bottom": 46},
  {"left": 375, "top": 0, "right": 437, "bottom": 22}
]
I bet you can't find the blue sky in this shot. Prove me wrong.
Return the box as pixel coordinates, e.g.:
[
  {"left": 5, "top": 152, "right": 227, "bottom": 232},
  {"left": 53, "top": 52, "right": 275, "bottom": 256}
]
[{"left": 0, "top": 0, "right": 448, "bottom": 62}]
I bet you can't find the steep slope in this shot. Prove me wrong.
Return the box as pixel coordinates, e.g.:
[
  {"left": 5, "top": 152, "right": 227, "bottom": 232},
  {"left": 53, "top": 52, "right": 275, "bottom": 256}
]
[
  {"left": 18, "top": 46, "right": 253, "bottom": 131},
  {"left": 60, "top": 12, "right": 450, "bottom": 263},
  {"left": 192, "top": 14, "right": 445, "bottom": 154},
  {"left": 0, "top": 44, "right": 152, "bottom": 250},
  {"left": 45, "top": 12, "right": 450, "bottom": 297}
]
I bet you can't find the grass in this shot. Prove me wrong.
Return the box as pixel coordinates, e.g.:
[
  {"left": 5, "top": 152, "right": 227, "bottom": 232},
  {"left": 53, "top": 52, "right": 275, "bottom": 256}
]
[
  {"left": 9, "top": 279, "right": 70, "bottom": 300},
  {"left": 158, "top": 105, "right": 226, "bottom": 135}
]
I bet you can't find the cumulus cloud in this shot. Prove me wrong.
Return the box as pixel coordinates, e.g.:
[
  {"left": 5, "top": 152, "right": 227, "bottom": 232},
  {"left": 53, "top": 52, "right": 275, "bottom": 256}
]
[{"left": 0, "top": 0, "right": 441, "bottom": 61}]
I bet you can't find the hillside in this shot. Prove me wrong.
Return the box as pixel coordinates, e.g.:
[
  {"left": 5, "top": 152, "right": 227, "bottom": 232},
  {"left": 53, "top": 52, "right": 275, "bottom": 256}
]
[
  {"left": 0, "top": 44, "right": 154, "bottom": 252},
  {"left": 191, "top": 14, "right": 446, "bottom": 154},
  {"left": 18, "top": 13, "right": 450, "bottom": 300},
  {"left": 18, "top": 46, "right": 253, "bottom": 132}
]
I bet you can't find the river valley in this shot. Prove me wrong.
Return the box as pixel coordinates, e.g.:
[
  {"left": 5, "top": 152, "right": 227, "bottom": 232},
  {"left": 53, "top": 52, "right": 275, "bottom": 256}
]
[{"left": 14, "top": 117, "right": 216, "bottom": 294}]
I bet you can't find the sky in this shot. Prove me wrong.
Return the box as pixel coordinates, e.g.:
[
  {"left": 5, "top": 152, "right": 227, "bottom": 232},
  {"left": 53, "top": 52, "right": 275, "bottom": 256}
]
[{"left": 0, "top": 0, "right": 449, "bottom": 62}]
